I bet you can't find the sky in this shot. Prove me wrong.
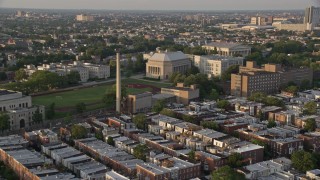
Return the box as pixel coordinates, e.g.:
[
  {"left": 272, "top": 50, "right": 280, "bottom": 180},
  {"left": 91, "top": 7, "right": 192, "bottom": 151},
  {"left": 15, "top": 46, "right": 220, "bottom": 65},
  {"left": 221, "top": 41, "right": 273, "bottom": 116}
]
[{"left": 0, "top": 0, "right": 317, "bottom": 10}]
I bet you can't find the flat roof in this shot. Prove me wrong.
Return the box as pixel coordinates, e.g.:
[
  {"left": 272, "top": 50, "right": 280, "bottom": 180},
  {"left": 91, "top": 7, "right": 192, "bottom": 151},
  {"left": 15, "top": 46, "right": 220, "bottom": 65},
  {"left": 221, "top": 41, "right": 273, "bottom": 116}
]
[{"left": 138, "top": 163, "right": 171, "bottom": 175}]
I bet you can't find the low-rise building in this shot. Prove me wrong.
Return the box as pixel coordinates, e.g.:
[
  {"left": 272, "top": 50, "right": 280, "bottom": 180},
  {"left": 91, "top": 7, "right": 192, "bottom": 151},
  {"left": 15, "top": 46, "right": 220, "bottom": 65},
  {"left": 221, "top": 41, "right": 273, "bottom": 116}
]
[
  {"left": 146, "top": 51, "right": 191, "bottom": 80},
  {"left": 202, "top": 42, "right": 251, "bottom": 57},
  {"left": 161, "top": 83, "right": 199, "bottom": 105},
  {"left": 0, "top": 89, "right": 45, "bottom": 130},
  {"left": 126, "top": 92, "right": 152, "bottom": 114}
]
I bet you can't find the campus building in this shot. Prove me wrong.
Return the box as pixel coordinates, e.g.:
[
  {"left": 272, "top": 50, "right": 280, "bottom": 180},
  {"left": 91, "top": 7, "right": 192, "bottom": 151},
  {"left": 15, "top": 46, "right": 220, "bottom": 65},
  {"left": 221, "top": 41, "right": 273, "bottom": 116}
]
[
  {"left": 231, "top": 61, "right": 313, "bottom": 97},
  {"left": 0, "top": 90, "right": 45, "bottom": 130},
  {"left": 161, "top": 83, "right": 199, "bottom": 105},
  {"left": 193, "top": 55, "right": 243, "bottom": 78},
  {"left": 126, "top": 92, "right": 153, "bottom": 114},
  {"left": 25, "top": 61, "right": 110, "bottom": 83},
  {"left": 202, "top": 42, "right": 251, "bottom": 57},
  {"left": 146, "top": 51, "right": 191, "bottom": 80}
]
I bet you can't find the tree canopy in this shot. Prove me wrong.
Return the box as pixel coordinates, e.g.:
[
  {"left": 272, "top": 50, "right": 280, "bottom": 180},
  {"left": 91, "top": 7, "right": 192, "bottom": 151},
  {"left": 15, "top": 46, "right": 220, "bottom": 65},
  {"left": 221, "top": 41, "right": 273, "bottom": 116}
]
[
  {"left": 133, "top": 144, "right": 149, "bottom": 161},
  {"left": 71, "top": 124, "right": 87, "bottom": 139},
  {"left": 291, "top": 150, "right": 317, "bottom": 173},
  {"left": 133, "top": 114, "right": 147, "bottom": 130},
  {"left": 211, "top": 166, "right": 246, "bottom": 180},
  {"left": 0, "top": 113, "right": 10, "bottom": 132}
]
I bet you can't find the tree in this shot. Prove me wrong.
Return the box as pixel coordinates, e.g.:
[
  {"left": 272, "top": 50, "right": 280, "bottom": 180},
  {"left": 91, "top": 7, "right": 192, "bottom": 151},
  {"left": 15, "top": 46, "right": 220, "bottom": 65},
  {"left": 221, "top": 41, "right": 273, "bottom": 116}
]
[
  {"left": 182, "top": 114, "right": 196, "bottom": 124},
  {"left": 133, "top": 114, "right": 147, "bottom": 130},
  {"left": 14, "top": 68, "right": 28, "bottom": 82},
  {"left": 95, "top": 130, "right": 104, "bottom": 140},
  {"left": 133, "top": 144, "right": 149, "bottom": 161},
  {"left": 285, "top": 85, "right": 299, "bottom": 94},
  {"left": 187, "top": 150, "right": 195, "bottom": 160},
  {"left": 267, "top": 120, "right": 277, "bottom": 128},
  {"left": 221, "top": 65, "right": 239, "bottom": 81},
  {"left": 32, "top": 108, "right": 43, "bottom": 124},
  {"left": 75, "top": 102, "right": 86, "bottom": 113},
  {"left": 304, "top": 101, "right": 317, "bottom": 115},
  {"left": 67, "top": 71, "right": 80, "bottom": 84},
  {"left": 152, "top": 99, "right": 166, "bottom": 113},
  {"left": 217, "top": 100, "right": 230, "bottom": 110},
  {"left": 228, "top": 153, "right": 244, "bottom": 168},
  {"left": 0, "top": 113, "right": 10, "bottom": 132},
  {"left": 202, "top": 121, "right": 219, "bottom": 130},
  {"left": 291, "top": 150, "right": 317, "bottom": 172},
  {"left": 251, "top": 139, "right": 272, "bottom": 160},
  {"left": 211, "top": 166, "right": 246, "bottom": 180},
  {"left": 46, "top": 103, "right": 55, "bottom": 119},
  {"left": 160, "top": 109, "right": 176, "bottom": 118},
  {"left": 102, "top": 85, "right": 127, "bottom": 108},
  {"left": 208, "top": 89, "right": 219, "bottom": 100},
  {"left": 64, "top": 113, "right": 72, "bottom": 124},
  {"left": 107, "top": 136, "right": 115, "bottom": 146},
  {"left": 0, "top": 72, "right": 7, "bottom": 81},
  {"left": 71, "top": 125, "right": 87, "bottom": 139},
  {"left": 304, "top": 118, "right": 317, "bottom": 132}
]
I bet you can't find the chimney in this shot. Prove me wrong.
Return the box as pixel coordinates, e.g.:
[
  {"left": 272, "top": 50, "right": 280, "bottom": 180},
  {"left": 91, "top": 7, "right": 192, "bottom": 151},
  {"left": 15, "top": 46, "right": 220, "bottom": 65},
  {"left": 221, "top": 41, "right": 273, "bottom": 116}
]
[{"left": 116, "top": 52, "right": 121, "bottom": 113}]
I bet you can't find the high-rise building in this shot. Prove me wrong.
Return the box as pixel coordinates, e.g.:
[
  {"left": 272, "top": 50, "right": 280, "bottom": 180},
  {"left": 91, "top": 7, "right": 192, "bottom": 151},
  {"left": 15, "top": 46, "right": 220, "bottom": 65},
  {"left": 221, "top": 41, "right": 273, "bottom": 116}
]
[
  {"left": 76, "top": 14, "right": 94, "bottom": 21},
  {"left": 231, "top": 61, "right": 313, "bottom": 97},
  {"left": 305, "top": 6, "right": 320, "bottom": 30}
]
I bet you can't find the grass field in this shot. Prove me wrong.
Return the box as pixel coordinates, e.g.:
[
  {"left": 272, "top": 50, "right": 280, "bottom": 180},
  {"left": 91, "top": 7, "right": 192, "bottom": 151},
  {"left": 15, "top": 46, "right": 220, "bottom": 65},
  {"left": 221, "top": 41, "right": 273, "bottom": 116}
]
[{"left": 32, "top": 78, "right": 170, "bottom": 110}]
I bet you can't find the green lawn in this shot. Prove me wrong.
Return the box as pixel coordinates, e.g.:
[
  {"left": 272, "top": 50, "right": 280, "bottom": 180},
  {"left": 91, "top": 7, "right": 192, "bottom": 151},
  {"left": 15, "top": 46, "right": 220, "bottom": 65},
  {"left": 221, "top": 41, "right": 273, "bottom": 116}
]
[{"left": 32, "top": 78, "right": 169, "bottom": 109}]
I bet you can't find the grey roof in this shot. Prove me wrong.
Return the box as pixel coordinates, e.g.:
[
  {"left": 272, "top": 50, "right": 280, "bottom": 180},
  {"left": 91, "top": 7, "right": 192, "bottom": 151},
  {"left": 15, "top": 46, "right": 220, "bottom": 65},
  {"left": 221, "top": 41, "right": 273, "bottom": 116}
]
[
  {"left": 204, "top": 42, "right": 250, "bottom": 49},
  {"left": 149, "top": 51, "right": 188, "bottom": 62}
]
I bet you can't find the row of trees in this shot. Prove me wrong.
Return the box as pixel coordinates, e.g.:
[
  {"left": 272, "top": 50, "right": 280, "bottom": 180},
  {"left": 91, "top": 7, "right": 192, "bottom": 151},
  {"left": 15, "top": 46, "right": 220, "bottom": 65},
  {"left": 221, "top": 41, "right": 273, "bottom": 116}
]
[
  {"left": 248, "top": 92, "right": 285, "bottom": 108},
  {"left": 1, "top": 70, "right": 81, "bottom": 95}
]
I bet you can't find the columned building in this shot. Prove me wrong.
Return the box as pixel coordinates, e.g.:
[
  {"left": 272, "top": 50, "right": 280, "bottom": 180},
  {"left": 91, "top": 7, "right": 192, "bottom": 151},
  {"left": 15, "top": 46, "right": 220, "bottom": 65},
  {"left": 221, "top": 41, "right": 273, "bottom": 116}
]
[
  {"left": 0, "top": 90, "right": 45, "bottom": 130},
  {"left": 202, "top": 42, "right": 251, "bottom": 57},
  {"left": 146, "top": 51, "right": 191, "bottom": 80}
]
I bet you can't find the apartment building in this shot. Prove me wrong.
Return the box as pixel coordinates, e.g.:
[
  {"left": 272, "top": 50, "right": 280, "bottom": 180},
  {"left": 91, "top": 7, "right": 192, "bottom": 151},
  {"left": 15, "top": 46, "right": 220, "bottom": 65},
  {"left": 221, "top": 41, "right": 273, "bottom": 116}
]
[
  {"left": 231, "top": 61, "right": 313, "bottom": 97},
  {"left": 238, "top": 127, "right": 303, "bottom": 157},
  {"left": 193, "top": 55, "right": 243, "bottom": 78},
  {"left": 231, "top": 71, "right": 281, "bottom": 97},
  {"left": 0, "top": 89, "right": 45, "bottom": 130},
  {"left": 202, "top": 42, "right": 251, "bottom": 57},
  {"left": 137, "top": 156, "right": 201, "bottom": 180},
  {"left": 74, "top": 138, "right": 144, "bottom": 178},
  {"left": 76, "top": 14, "right": 94, "bottom": 21},
  {"left": 0, "top": 135, "right": 78, "bottom": 180},
  {"left": 146, "top": 51, "right": 191, "bottom": 80}
]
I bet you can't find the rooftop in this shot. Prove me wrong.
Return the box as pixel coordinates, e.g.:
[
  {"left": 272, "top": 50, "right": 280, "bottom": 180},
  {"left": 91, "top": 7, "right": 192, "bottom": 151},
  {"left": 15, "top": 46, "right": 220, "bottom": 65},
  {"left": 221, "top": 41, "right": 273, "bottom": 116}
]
[{"left": 149, "top": 51, "right": 188, "bottom": 62}]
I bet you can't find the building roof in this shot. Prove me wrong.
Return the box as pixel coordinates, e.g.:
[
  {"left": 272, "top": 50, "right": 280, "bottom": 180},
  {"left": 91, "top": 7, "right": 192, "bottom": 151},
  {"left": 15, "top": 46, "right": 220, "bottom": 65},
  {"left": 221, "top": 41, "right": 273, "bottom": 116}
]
[
  {"left": 138, "top": 163, "right": 171, "bottom": 175},
  {"left": 204, "top": 42, "right": 250, "bottom": 49},
  {"left": 149, "top": 51, "right": 188, "bottom": 62}
]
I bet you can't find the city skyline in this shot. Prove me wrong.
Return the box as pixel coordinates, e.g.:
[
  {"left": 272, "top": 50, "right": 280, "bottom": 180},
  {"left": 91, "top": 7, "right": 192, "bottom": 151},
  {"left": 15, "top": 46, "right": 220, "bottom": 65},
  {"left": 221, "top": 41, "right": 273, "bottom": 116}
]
[{"left": 0, "top": 0, "right": 317, "bottom": 10}]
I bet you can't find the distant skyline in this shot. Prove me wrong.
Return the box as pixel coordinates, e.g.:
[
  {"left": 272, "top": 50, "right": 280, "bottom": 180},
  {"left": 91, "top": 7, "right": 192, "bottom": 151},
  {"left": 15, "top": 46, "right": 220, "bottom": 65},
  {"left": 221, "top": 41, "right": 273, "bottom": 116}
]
[{"left": 0, "top": 0, "right": 318, "bottom": 10}]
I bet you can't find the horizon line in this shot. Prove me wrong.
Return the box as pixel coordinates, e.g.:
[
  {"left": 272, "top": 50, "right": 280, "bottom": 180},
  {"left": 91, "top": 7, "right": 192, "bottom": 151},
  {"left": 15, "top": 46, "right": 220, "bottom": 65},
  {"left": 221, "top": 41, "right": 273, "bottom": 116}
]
[{"left": 0, "top": 7, "right": 307, "bottom": 12}]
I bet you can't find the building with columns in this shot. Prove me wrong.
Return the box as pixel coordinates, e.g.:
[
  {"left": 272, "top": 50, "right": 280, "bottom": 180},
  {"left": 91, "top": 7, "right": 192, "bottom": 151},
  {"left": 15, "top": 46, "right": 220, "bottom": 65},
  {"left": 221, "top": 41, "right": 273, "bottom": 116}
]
[
  {"left": 146, "top": 51, "right": 191, "bottom": 80},
  {"left": 0, "top": 89, "right": 45, "bottom": 130},
  {"left": 202, "top": 42, "right": 251, "bottom": 57}
]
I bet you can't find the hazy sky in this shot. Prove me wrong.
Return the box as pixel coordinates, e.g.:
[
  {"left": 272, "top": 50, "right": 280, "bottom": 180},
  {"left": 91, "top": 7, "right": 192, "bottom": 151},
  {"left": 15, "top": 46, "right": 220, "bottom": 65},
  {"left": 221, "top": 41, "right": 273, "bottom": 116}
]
[{"left": 0, "top": 0, "right": 317, "bottom": 10}]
